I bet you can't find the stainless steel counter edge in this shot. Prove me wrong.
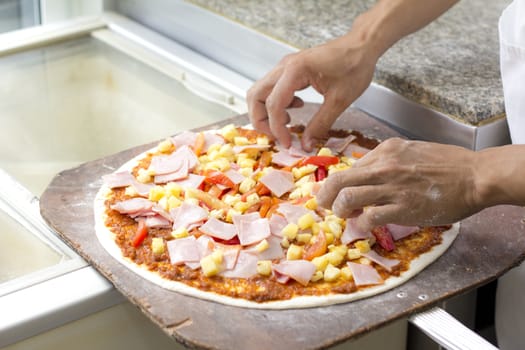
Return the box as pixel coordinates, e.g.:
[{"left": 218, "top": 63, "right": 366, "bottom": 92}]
[{"left": 113, "top": 0, "right": 511, "bottom": 150}]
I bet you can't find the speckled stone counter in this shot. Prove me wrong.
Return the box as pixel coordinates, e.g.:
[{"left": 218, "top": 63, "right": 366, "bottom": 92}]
[{"left": 187, "top": 0, "right": 508, "bottom": 125}]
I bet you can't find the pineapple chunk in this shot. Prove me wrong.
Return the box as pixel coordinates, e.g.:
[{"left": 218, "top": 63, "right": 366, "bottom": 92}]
[
  {"left": 124, "top": 186, "right": 138, "bottom": 197},
  {"left": 311, "top": 270, "right": 324, "bottom": 282},
  {"left": 219, "top": 124, "right": 239, "bottom": 142},
  {"left": 151, "top": 237, "right": 165, "bottom": 255},
  {"left": 257, "top": 260, "right": 272, "bottom": 276},
  {"left": 172, "top": 227, "right": 189, "bottom": 239},
  {"left": 297, "top": 233, "right": 313, "bottom": 244},
  {"left": 233, "top": 201, "right": 251, "bottom": 213},
  {"left": 327, "top": 220, "right": 343, "bottom": 238},
  {"left": 292, "top": 164, "right": 317, "bottom": 180},
  {"left": 317, "top": 147, "right": 333, "bottom": 156},
  {"left": 288, "top": 188, "right": 303, "bottom": 200},
  {"left": 326, "top": 251, "right": 344, "bottom": 266},
  {"left": 211, "top": 250, "right": 223, "bottom": 264},
  {"left": 341, "top": 266, "right": 353, "bottom": 281},
  {"left": 209, "top": 209, "right": 225, "bottom": 220},
  {"left": 256, "top": 136, "right": 269, "bottom": 145},
  {"left": 239, "top": 167, "right": 253, "bottom": 177},
  {"left": 323, "top": 264, "right": 341, "bottom": 282},
  {"left": 245, "top": 193, "right": 260, "bottom": 206},
  {"left": 329, "top": 244, "right": 348, "bottom": 257},
  {"left": 297, "top": 213, "right": 315, "bottom": 230},
  {"left": 165, "top": 182, "right": 182, "bottom": 198},
  {"left": 167, "top": 196, "right": 182, "bottom": 211},
  {"left": 136, "top": 168, "right": 153, "bottom": 183},
  {"left": 359, "top": 257, "right": 372, "bottom": 265},
  {"left": 255, "top": 239, "right": 270, "bottom": 252},
  {"left": 304, "top": 197, "right": 318, "bottom": 210},
  {"left": 200, "top": 254, "right": 221, "bottom": 277},
  {"left": 280, "top": 237, "right": 290, "bottom": 249},
  {"left": 286, "top": 244, "right": 303, "bottom": 260},
  {"left": 149, "top": 185, "right": 166, "bottom": 202},
  {"left": 311, "top": 222, "right": 320, "bottom": 235},
  {"left": 281, "top": 223, "right": 299, "bottom": 240},
  {"left": 347, "top": 248, "right": 361, "bottom": 260},
  {"left": 226, "top": 208, "right": 241, "bottom": 223},
  {"left": 184, "top": 198, "right": 200, "bottom": 206},
  {"left": 219, "top": 144, "right": 235, "bottom": 158},
  {"left": 157, "top": 138, "right": 173, "bottom": 153},
  {"left": 239, "top": 177, "right": 256, "bottom": 194},
  {"left": 312, "top": 255, "right": 329, "bottom": 271},
  {"left": 354, "top": 240, "right": 371, "bottom": 254},
  {"left": 233, "top": 136, "right": 250, "bottom": 146},
  {"left": 325, "top": 232, "right": 335, "bottom": 245}
]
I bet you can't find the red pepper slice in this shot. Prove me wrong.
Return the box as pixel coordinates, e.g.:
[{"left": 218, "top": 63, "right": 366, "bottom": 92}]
[
  {"left": 132, "top": 219, "right": 148, "bottom": 248},
  {"left": 371, "top": 226, "right": 396, "bottom": 251},
  {"left": 315, "top": 166, "right": 328, "bottom": 181},
  {"left": 204, "top": 170, "right": 235, "bottom": 188},
  {"left": 302, "top": 155, "right": 339, "bottom": 167}
]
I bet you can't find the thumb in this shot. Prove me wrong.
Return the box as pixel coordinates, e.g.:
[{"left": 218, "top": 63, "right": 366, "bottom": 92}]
[{"left": 301, "top": 97, "right": 347, "bottom": 151}]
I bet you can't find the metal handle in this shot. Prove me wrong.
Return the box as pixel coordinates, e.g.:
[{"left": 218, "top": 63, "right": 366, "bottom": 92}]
[{"left": 409, "top": 307, "right": 498, "bottom": 350}]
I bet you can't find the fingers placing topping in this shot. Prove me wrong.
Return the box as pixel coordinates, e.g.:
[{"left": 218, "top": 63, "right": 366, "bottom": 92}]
[
  {"left": 356, "top": 204, "right": 401, "bottom": 232},
  {"left": 331, "top": 186, "right": 389, "bottom": 218},
  {"left": 301, "top": 100, "right": 345, "bottom": 152}
]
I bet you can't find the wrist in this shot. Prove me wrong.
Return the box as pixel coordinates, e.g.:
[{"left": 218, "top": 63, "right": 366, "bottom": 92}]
[{"left": 473, "top": 145, "right": 525, "bottom": 208}]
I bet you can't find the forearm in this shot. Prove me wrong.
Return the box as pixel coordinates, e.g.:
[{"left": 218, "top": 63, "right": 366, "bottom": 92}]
[
  {"left": 475, "top": 145, "right": 525, "bottom": 207},
  {"left": 348, "top": 0, "right": 459, "bottom": 59}
]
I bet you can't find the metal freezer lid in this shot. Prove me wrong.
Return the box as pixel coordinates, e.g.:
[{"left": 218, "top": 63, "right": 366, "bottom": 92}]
[{"left": 0, "top": 12, "right": 252, "bottom": 347}]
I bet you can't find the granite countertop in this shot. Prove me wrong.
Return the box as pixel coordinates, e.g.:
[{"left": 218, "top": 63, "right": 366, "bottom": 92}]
[{"left": 187, "top": 0, "right": 509, "bottom": 125}]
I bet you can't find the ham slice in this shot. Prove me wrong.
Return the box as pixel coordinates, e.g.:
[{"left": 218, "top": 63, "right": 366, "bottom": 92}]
[
  {"left": 235, "top": 215, "right": 271, "bottom": 246},
  {"left": 362, "top": 250, "right": 400, "bottom": 272},
  {"left": 167, "top": 236, "right": 201, "bottom": 265},
  {"left": 215, "top": 243, "right": 241, "bottom": 270},
  {"left": 150, "top": 145, "right": 198, "bottom": 175},
  {"left": 272, "top": 260, "right": 316, "bottom": 286},
  {"left": 173, "top": 174, "right": 205, "bottom": 189},
  {"left": 386, "top": 224, "right": 419, "bottom": 241},
  {"left": 172, "top": 202, "right": 208, "bottom": 230},
  {"left": 341, "top": 218, "right": 372, "bottom": 244},
  {"left": 347, "top": 262, "right": 383, "bottom": 286},
  {"left": 277, "top": 203, "right": 320, "bottom": 225},
  {"left": 247, "top": 236, "right": 285, "bottom": 260},
  {"left": 220, "top": 251, "right": 258, "bottom": 278},
  {"left": 110, "top": 198, "right": 154, "bottom": 215},
  {"left": 259, "top": 169, "right": 294, "bottom": 197},
  {"left": 224, "top": 169, "right": 245, "bottom": 185},
  {"left": 269, "top": 214, "right": 288, "bottom": 237},
  {"left": 324, "top": 135, "right": 357, "bottom": 154},
  {"left": 131, "top": 180, "right": 154, "bottom": 197},
  {"left": 102, "top": 171, "right": 134, "bottom": 188},
  {"left": 144, "top": 215, "right": 171, "bottom": 228},
  {"left": 172, "top": 131, "right": 225, "bottom": 152},
  {"left": 232, "top": 144, "right": 271, "bottom": 153},
  {"left": 154, "top": 158, "right": 189, "bottom": 184},
  {"left": 271, "top": 150, "right": 303, "bottom": 167},
  {"left": 199, "top": 217, "right": 238, "bottom": 240}
]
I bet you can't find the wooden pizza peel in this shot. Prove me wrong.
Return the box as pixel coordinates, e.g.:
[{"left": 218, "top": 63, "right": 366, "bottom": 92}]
[{"left": 40, "top": 103, "right": 525, "bottom": 350}]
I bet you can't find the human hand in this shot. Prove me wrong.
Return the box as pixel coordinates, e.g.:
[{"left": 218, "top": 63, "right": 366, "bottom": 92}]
[
  {"left": 247, "top": 33, "right": 378, "bottom": 151},
  {"left": 316, "top": 138, "right": 486, "bottom": 231}
]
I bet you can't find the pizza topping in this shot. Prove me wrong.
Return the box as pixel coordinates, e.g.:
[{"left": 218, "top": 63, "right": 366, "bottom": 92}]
[
  {"left": 199, "top": 217, "right": 237, "bottom": 240},
  {"left": 342, "top": 143, "right": 371, "bottom": 159},
  {"left": 131, "top": 219, "right": 148, "bottom": 248},
  {"left": 386, "top": 224, "right": 420, "bottom": 241},
  {"left": 271, "top": 150, "right": 304, "bottom": 167},
  {"left": 167, "top": 235, "right": 201, "bottom": 265},
  {"left": 325, "top": 135, "right": 357, "bottom": 154},
  {"left": 273, "top": 260, "right": 316, "bottom": 286},
  {"left": 346, "top": 261, "right": 383, "bottom": 286},
  {"left": 150, "top": 145, "right": 198, "bottom": 175},
  {"left": 371, "top": 226, "right": 396, "bottom": 252},
  {"left": 221, "top": 250, "right": 259, "bottom": 278},
  {"left": 239, "top": 218, "right": 271, "bottom": 246},
  {"left": 110, "top": 197, "right": 154, "bottom": 215},
  {"left": 362, "top": 250, "right": 400, "bottom": 272},
  {"left": 171, "top": 201, "right": 208, "bottom": 230},
  {"left": 101, "top": 125, "right": 453, "bottom": 303},
  {"left": 341, "top": 217, "right": 373, "bottom": 244},
  {"left": 259, "top": 169, "right": 295, "bottom": 197},
  {"left": 144, "top": 215, "right": 171, "bottom": 228},
  {"left": 102, "top": 171, "right": 135, "bottom": 188}
]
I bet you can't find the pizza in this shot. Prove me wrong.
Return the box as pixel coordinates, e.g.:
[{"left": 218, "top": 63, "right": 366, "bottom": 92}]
[{"left": 94, "top": 124, "right": 458, "bottom": 309}]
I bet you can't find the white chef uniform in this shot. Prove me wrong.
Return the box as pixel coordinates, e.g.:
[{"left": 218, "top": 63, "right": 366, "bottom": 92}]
[{"left": 496, "top": 0, "right": 525, "bottom": 349}]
